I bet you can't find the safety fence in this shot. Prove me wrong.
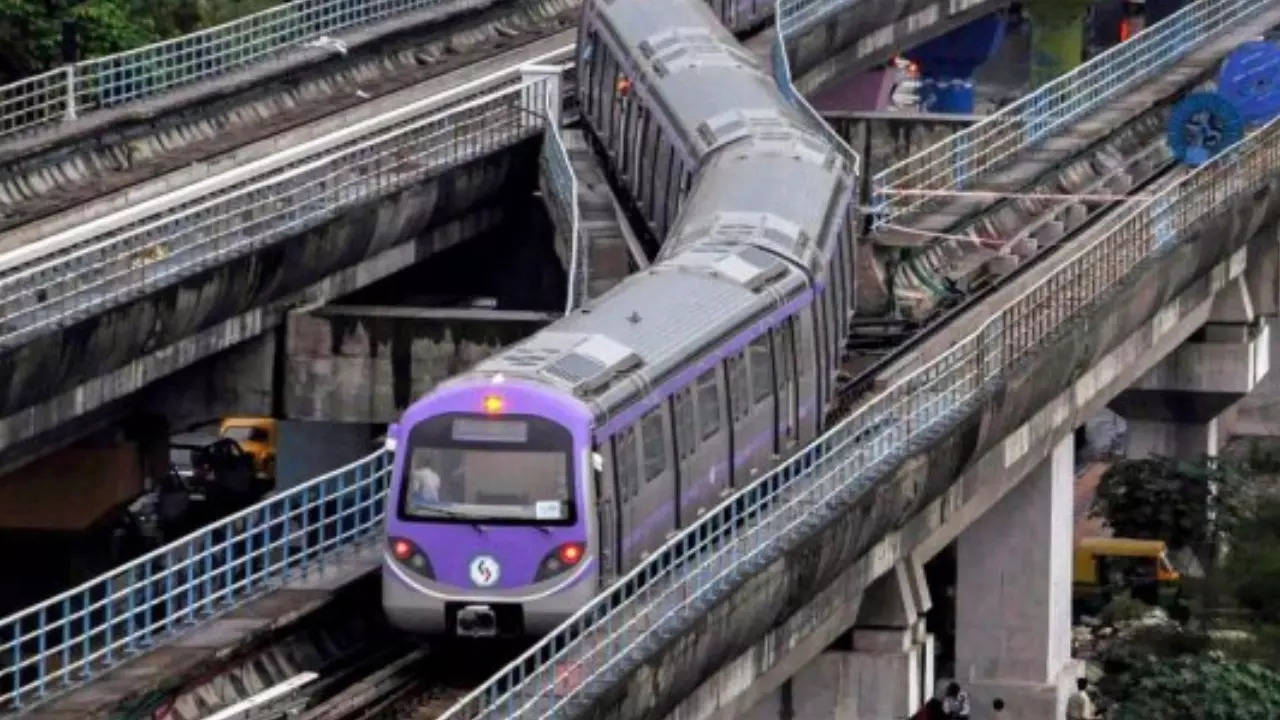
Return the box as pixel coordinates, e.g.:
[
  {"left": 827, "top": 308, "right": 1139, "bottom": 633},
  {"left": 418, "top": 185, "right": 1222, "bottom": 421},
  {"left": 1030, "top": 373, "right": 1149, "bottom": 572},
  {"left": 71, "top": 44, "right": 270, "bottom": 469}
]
[
  {"left": 871, "top": 0, "right": 1271, "bottom": 227},
  {"left": 532, "top": 61, "right": 585, "bottom": 316},
  {"left": 0, "top": 451, "right": 393, "bottom": 713},
  {"left": 769, "top": 2, "right": 861, "bottom": 178},
  {"left": 0, "top": 52, "right": 573, "bottom": 353},
  {"left": 434, "top": 76, "right": 1280, "bottom": 720},
  {"left": 0, "top": 0, "right": 486, "bottom": 141}
]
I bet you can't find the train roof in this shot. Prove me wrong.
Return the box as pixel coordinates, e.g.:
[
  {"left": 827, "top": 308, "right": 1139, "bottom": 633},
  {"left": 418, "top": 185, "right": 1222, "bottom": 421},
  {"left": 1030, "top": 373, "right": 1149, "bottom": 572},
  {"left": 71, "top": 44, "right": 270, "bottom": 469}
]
[
  {"left": 469, "top": 244, "right": 807, "bottom": 418},
  {"left": 586, "top": 0, "right": 808, "bottom": 157},
  {"left": 662, "top": 131, "right": 852, "bottom": 266}
]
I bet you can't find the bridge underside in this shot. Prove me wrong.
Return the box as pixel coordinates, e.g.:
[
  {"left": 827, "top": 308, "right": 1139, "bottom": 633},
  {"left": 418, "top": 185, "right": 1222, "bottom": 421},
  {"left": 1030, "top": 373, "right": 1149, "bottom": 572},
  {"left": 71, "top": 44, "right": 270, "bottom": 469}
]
[
  {"left": 0, "top": 138, "right": 540, "bottom": 469},
  {"left": 576, "top": 161, "right": 1280, "bottom": 720},
  {"left": 784, "top": 0, "right": 1012, "bottom": 97}
]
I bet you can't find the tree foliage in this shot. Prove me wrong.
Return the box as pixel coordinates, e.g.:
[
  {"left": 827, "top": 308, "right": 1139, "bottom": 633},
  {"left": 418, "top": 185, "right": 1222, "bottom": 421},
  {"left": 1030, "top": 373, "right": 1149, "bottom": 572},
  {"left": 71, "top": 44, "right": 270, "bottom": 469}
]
[
  {"left": 1089, "top": 455, "right": 1250, "bottom": 558},
  {"left": 1101, "top": 645, "right": 1280, "bottom": 720},
  {"left": 1227, "top": 497, "right": 1280, "bottom": 623},
  {"left": 0, "top": 0, "right": 275, "bottom": 84}
]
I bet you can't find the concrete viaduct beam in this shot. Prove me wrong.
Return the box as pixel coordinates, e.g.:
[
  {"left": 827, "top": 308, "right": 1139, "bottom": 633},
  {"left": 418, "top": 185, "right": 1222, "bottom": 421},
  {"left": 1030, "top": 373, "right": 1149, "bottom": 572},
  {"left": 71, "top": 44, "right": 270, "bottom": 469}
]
[
  {"left": 0, "top": 139, "right": 538, "bottom": 471},
  {"left": 601, "top": 139, "right": 1280, "bottom": 720}
]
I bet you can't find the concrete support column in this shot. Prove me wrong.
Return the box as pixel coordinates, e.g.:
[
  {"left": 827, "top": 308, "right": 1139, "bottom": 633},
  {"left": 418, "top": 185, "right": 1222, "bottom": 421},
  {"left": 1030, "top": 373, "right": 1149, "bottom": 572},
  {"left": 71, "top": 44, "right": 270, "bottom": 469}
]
[
  {"left": 955, "top": 433, "right": 1078, "bottom": 719},
  {"left": 1111, "top": 276, "right": 1271, "bottom": 459},
  {"left": 744, "top": 561, "right": 935, "bottom": 720},
  {"left": 1026, "top": 0, "right": 1091, "bottom": 87}
]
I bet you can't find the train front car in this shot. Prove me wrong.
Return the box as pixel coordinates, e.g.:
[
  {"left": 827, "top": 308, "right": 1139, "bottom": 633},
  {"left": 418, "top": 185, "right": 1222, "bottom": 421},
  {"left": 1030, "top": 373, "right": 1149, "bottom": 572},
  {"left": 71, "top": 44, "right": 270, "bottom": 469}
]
[{"left": 382, "top": 375, "right": 596, "bottom": 638}]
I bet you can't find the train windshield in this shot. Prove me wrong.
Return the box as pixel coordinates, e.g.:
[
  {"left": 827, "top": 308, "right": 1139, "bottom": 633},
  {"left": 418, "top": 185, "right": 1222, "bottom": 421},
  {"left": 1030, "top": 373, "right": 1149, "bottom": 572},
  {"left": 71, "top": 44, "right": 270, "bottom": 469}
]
[{"left": 398, "top": 413, "right": 575, "bottom": 525}]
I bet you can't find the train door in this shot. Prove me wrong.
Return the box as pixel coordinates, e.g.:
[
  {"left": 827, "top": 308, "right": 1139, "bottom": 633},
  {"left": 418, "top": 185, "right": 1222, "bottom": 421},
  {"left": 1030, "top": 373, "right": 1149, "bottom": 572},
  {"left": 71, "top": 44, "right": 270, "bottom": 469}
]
[
  {"left": 812, "top": 293, "right": 830, "bottom": 422},
  {"left": 726, "top": 351, "right": 750, "bottom": 487},
  {"left": 745, "top": 335, "right": 776, "bottom": 476},
  {"left": 690, "top": 366, "right": 731, "bottom": 516},
  {"left": 593, "top": 439, "right": 620, "bottom": 585},
  {"left": 672, "top": 389, "right": 696, "bottom": 528},
  {"left": 619, "top": 407, "right": 677, "bottom": 566},
  {"left": 795, "top": 306, "right": 822, "bottom": 439},
  {"left": 773, "top": 320, "right": 799, "bottom": 454}
]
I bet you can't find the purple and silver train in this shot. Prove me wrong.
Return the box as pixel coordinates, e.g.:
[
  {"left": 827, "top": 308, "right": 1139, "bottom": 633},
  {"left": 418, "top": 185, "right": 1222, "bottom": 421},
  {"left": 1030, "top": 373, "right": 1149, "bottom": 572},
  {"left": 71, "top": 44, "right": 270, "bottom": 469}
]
[{"left": 381, "top": 0, "right": 860, "bottom": 638}]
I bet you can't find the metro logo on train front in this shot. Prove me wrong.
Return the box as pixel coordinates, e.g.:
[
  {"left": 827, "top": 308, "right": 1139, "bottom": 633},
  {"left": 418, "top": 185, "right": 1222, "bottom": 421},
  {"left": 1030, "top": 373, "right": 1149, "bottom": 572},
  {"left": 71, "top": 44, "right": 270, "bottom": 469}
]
[{"left": 469, "top": 555, "right": 501, "bottom": 587}]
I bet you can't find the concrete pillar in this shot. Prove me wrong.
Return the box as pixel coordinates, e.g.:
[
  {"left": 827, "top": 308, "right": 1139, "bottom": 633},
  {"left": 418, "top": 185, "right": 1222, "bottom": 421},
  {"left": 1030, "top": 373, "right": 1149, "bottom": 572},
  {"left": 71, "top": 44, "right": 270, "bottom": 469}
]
[
  {"left": 955, "top": 434, "right": 1078, "bottom": 719},
  {"left": 1026, "top": 0, "right": 1091, "bottom": 87},
  {"left": 1110, "top": 276, "right": 1271, "bottom": 459},
  {"left": 905, "top": 14, "right": 1007, "bottom": 113},
  {"left": 742, "top": 561, "right": 935, "bottom": 719}
]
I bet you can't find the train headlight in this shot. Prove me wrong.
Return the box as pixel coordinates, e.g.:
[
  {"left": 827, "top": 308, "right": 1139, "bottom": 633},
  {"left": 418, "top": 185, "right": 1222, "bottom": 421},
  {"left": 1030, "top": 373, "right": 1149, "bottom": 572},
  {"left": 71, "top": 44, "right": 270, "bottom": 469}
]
[
  {"left": 387, "top": 536, "right": 435, "bottom": 579},
  {"left": 535, "top": 542, "right": 585, "bottom": 582}
]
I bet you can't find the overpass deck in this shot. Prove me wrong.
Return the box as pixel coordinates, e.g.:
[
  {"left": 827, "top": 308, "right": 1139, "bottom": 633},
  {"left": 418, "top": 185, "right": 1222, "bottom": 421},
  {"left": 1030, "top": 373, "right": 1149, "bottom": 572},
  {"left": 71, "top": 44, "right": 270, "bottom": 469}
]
[{"left": 4, "top": 0, "right": 1279, "bottom": 717}]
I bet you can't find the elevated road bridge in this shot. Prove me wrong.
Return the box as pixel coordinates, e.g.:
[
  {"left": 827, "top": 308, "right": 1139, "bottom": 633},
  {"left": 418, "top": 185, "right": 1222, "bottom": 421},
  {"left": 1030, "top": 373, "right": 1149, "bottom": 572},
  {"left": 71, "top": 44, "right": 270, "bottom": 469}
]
[{"left": 5, "top": 0, "right": 1279, "bottom": 718}]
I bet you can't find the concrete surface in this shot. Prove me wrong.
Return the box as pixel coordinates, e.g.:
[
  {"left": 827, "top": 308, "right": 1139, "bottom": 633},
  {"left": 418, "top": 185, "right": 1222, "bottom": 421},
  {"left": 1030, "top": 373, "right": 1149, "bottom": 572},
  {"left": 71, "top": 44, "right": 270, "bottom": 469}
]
[
  {"left": 285, "top": 306, "right": 549, "bottom": 424},
  {"left": 34, "top": 546, "right": 380, "bottom": 720},
  {"left": 586, "top": 128, "right": 1280, "bottom": 720},
  {"left": 0, "top": 134, "right": 539, "bottom": 469}
]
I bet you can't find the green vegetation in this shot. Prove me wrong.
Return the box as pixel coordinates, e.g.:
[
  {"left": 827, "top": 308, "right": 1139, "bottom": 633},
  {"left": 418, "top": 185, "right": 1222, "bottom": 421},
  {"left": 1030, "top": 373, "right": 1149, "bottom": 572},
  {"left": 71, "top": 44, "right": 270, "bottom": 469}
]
[
  {"left": 1090, "top": 455, "right": 1249, "bottom": 566},
  {"left": 1101, "top": 645, "right": 1280, "bottom": 720},
  {"left": 1083, "top": 451, "right": 1280, "bottom": 717},
  {"left": 0, "top": 0, "right": 280, "bottom": 84}
]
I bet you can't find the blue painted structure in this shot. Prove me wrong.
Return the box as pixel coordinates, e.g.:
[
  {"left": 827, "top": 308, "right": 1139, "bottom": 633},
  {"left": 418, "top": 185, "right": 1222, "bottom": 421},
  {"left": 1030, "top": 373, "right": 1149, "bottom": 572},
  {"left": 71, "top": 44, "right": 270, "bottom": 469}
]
[{"left": 905, "top": 13, "right": 1007, "bottom": 113}]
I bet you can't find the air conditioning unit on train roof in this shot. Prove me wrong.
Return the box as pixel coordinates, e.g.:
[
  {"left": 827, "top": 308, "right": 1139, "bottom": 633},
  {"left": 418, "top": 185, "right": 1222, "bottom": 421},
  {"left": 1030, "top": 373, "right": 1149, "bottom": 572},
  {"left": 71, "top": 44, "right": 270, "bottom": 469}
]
[
  {"left": 664, "top": 245, "right": 788, "bottom": 292},
  {"left": 481, "top": 332, "right": 642, "bottom": 396}
]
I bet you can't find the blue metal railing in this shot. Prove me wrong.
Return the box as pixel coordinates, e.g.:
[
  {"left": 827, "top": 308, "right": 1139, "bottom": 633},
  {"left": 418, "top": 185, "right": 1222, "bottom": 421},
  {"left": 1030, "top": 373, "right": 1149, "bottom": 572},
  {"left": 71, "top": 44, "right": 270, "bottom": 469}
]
[
  {"left": 0, "top": 451, "right": 391, "bottom": 713},
  {"left": 871, "top": 0, "right": 1273, "bottom": 227}
]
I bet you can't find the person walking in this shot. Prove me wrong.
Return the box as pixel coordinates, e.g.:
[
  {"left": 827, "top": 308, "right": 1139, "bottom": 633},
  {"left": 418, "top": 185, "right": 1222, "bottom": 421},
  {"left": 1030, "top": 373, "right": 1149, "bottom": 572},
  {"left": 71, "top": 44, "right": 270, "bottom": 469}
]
[
  {"left": 942, "top": 682, "right": 971, "bottom": 719},
  {"left": 1067, "top": 678, "right": 1097, "bottom": 720}
]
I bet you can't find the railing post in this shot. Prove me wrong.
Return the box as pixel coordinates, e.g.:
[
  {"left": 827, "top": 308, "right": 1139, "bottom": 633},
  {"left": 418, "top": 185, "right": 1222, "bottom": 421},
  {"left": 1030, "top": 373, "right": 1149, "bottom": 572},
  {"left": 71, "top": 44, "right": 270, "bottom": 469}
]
[
  {"left": 521, "top": 64, "right": 563, "bottom": 128},
  {"left": 63, "top": 65, "right": 77, "bottom": 122}
]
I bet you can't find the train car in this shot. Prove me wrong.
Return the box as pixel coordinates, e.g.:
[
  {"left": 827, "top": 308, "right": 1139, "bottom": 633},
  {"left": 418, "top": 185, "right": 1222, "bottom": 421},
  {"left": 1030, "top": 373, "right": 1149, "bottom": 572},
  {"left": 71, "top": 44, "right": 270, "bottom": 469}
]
[
  {"left": 577, "top": 0, "right": 803, "bottom": 240},
  {"left": 382, "top": 0, "right": 858, "bottom": 638}
]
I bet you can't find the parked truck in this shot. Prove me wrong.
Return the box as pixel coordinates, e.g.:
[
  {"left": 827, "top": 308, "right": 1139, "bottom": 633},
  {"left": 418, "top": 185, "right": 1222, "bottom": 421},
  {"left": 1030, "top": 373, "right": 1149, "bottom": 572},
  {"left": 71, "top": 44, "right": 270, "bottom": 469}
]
[{"left": 218, "top": 417, "right": 380, "bottom": 493}]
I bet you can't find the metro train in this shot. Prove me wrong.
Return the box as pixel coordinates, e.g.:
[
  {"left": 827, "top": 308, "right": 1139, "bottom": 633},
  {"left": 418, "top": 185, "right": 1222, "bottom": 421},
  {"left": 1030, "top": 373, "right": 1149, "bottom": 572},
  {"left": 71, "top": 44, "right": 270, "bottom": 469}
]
[{"left": 381, "top": 0, "right": 858, "bottom": 638}]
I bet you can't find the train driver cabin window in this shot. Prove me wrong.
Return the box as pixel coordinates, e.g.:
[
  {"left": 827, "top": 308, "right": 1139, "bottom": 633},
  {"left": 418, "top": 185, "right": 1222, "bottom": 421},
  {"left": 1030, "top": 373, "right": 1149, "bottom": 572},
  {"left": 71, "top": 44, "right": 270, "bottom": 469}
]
[
  {"left": 641, "top": 408, "right": 666, "bottom": 482},
  {"left": 696, "top": 369, "right": 721, "bottom": 440}
]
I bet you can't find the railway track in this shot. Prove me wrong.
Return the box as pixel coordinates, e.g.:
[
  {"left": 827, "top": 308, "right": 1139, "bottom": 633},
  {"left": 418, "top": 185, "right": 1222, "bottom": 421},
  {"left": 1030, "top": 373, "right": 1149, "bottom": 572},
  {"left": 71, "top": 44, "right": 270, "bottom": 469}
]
[
  {"left": 0, "top": 0, "right": 581, "bottom": 246},
  {"left": 834, "top": 109, "right": 1183, "bottom": 416}
]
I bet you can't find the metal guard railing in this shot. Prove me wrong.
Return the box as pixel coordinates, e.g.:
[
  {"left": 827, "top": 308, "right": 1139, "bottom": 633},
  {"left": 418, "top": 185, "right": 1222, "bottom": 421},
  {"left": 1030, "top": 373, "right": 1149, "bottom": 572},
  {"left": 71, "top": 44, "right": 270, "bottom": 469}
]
[
  {"left": 0, "top": 0, "right": 481, "bottom": 141},
  {"left": 434, "top": 77, "right": 1280, "bottom": 720},
  {"left": 0, "top": 65, "right": 570, "bottom": 353},
  {"left": 535, "top": 63, "right": 585, "bottom": 316},
  {"left": 871, "top": 0, "right": 1270, "bottom": 228},
  {"left": 0, "top": 450, "right": 392, "bottom": 712},
  {"left": 770, "top": 5, "right": 860, "bottom": 178}
]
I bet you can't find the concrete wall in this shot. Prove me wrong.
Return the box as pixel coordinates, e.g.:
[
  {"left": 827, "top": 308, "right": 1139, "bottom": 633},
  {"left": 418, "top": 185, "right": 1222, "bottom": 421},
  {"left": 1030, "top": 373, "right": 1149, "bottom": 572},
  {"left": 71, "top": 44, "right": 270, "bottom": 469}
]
[
  {"left": 578, "top": 144, "right": 1280, "bottom": 720},
  {"left": 285, "top": 309, "right": 547, "bottom": 423},
  {"left": 0, "top": 137, "right": 540, "bottom": 464}
]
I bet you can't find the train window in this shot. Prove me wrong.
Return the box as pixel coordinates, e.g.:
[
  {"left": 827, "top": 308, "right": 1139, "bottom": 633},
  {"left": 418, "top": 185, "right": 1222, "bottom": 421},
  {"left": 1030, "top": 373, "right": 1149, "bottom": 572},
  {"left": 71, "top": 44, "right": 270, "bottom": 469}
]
[
  {"left": 728, "top": 353, "right": 748, "bottom": 421},
  {"left": 696, "top": 369, "right": 721, "bottom": 440},
  {"left": 749, "top": 336, "right": 773, "bottom": 405},
  {"left": 641, "top": 408, "right": 666, "bottom": 481},
  {"left": 674, "top": 389, "right": 695, "bottom": 459},
  {"left": 616, "top": 426, "right": 638, "bottom": 499}
]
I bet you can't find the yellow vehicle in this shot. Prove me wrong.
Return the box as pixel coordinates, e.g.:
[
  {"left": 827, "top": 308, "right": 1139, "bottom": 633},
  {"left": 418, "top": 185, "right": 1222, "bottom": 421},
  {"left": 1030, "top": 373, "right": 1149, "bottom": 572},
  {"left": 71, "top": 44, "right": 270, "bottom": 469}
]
[
  {"left": 219, "top": 417, "right": 277, "bottom": 481},
  {"left": 1073, "top": 537, "right": 1182, "bottom": 616}
]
